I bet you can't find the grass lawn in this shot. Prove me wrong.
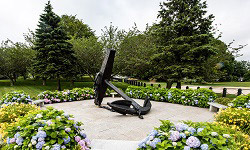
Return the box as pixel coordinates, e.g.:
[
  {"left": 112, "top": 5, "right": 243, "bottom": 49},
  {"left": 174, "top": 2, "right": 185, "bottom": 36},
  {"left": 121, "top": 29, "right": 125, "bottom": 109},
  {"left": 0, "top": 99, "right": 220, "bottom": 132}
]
[
  {"left": 0, "top": 79, "right": 129, "bottom": 99},
  {"left": 138, "top": 80, "right": 250, "bottom": 88}
]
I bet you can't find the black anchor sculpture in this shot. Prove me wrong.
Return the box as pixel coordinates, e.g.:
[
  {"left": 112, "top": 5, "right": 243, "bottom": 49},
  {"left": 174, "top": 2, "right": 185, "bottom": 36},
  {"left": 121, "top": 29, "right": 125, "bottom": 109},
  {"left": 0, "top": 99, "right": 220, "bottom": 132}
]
[{"left": 94, "top": 49, "right": 151, "bottom": 119}]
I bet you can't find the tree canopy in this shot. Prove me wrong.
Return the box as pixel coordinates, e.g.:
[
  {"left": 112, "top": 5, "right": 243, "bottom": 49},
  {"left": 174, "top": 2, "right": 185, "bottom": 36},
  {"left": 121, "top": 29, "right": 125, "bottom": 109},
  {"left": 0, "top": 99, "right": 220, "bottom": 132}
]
[
  {"left": 33, "top": 1, "right": 76, "bottom": 90},
  {"left": 151, "top": 0, "right": 216, "bottom": 88}
]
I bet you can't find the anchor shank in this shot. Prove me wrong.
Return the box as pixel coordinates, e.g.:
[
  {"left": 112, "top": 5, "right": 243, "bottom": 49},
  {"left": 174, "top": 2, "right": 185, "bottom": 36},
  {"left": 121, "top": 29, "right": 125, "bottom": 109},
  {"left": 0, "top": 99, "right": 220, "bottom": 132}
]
[{"left": 104, "top": 80, "right": 141, "bottom": 110}]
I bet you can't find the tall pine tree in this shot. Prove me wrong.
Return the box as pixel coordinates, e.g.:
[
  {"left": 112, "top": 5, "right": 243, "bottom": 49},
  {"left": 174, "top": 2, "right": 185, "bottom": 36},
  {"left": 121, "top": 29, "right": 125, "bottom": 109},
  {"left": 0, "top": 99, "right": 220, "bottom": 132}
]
[
  {"left": 33, "top": 1, "right": 76, "bottom": 90},
  {"left": 151, "top": 0, "right": 216, "bottom": 88}
]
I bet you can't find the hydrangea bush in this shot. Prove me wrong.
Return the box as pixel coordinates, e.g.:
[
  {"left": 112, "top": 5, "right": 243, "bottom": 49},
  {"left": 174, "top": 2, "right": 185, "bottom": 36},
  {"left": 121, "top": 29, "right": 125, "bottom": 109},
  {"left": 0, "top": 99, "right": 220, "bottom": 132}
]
[
  {"left": 231, "top": 94, "right": 250, "bottom": 108},
  {"left": 0, "top": 91, "right": 32, "bottom": 106},
  {"left": 3, "top": 107, "right": 91, "bottom": 150},
  {"left": 215, "top": 107, "right": 250, "bottom": 135},
  {"left": 126, "top": 86, "right": 217, "bottom": 108},
  {"left": 137, "top": 120, "right": 249, "bottom": 150},
  {"left": 38, "top": 88, "right": 109, "bottom": 104}
]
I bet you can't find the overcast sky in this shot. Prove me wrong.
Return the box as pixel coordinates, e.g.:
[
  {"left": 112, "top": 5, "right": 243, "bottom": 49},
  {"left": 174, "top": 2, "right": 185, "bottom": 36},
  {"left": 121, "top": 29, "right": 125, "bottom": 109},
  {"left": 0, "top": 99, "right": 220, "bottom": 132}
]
[{"left": 0, "top": 0, "right": 249, "bottom": 61}]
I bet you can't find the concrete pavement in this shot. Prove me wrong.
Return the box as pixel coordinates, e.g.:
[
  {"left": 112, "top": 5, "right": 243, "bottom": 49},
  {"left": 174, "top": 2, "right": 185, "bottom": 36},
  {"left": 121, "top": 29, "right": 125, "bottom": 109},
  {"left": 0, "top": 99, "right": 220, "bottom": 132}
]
[{"left": 45, "top": 98, "right": 215, "bottom": 141}]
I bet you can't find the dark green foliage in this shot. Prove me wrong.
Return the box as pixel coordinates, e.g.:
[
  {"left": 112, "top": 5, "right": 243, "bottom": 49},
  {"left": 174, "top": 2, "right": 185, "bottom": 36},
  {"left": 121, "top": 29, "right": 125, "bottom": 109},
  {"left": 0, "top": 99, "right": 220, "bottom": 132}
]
[
  {"left": 151, "top": 0, "right": 216, "bottom": 87},
  {"left": 70, "top": 36, "right": 104, "bottom": 81},
  {"left": 0, "top": 40, "right": 34, "bottom": 86},
  {"left": 33, "top": 1, "right": 76, "bottom": 90},
  {"left": 60, "top": 15, "right": 95, "bottom": 39}
]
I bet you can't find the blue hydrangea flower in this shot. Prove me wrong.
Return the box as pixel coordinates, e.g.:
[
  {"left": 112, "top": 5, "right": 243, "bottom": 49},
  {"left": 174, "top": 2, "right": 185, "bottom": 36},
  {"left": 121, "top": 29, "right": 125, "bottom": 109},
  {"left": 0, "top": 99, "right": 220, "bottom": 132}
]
[
  {"left": 38, "top": 137, "right": 44, "bottom": 142},
  {"left": 16, "top": 137, "right": 24, "bottom": 146},
  {"left": 14, "top": 132, "right": 21, "bottom": 139},
  {"left": 175, "top": 123, "right": 189, "bottom": 131},
  {"left": 138, "top": 141, "right": 146, "bottom": 148},
  {"left": 52, "top": 144, "right": 61, "bottom": 150},
  {"left": 32, "top": 135, "right": 38, "bottom": 140},
  {"left": 169, "top": 131, "right": 180, "bottom": 142},
  {"left": 184, "top": 146, "right": 191, "bottom": 150},
  {"left": 186, "top": 136, "right": 201, "bottom": 148},
  {"left": 180, "top": 133, "right": 186, "bottom": 139},
  {"left": 201, "top": 144, "right": 209, "bottom": 150},
  {"left": 7, "top": 137, "right": 10, "bottom": 144},
  {"left": 65, "top": 128, "right": 71, "bottom": 133},
  {"left": 80, "top": 131, "right": 87, "bottom": 138},
  {"left": 63, "top": 136, "right": 70, "bottom": 144},
  {"left": 149, "top": 130, "right": 158, "bottom": 137},
  {"left": 187, "top": 127, "right": 196, "bottom": 135},
  {"left": 197, "top": 128, "right": 204, "bottom": 133},
  {"left": 148, "top": 141, "right": 156, "bottom": 148},
  {"left": 37, "top": 131, "right": 47, "bottom": 138},
  {"left": 36, "top": 141, "right": 45, "bottom": 149}
]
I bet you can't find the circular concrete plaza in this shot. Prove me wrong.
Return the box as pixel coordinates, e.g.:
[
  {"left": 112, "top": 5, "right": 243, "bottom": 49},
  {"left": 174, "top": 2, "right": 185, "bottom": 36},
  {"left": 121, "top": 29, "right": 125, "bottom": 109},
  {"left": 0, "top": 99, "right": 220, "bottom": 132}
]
[{"left": 45, "top": 98, "right": 215, "bottom": 141}]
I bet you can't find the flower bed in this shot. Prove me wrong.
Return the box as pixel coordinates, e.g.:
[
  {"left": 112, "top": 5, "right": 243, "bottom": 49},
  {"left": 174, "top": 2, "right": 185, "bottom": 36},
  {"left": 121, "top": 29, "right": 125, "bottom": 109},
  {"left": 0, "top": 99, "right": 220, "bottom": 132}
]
[
  {"left": 214, "top": 97, "right": 232, "bottom": 106},
  {"left": 138, "top": 120, "right": 249, "bottom": 150},
  {"left": 125, "top": 86, "right": 217, "bottom": 108},
  {"left": 0, "top": 103, "right": 39, "bottom": 144},
  {"left": 0, "top": 91, "right": 32, "bottom": 106},
  {"left": 38, "top": 88, "right": 110, "bottom": 104},
  {"left": 3, "top": 107, "right": 90, "bottom": 150},
  {"left": 231, "top": 94, "right": 250, "bottom": 108},
  {"left": 215, "top": 107, "right": 250, "bottom": 135}
]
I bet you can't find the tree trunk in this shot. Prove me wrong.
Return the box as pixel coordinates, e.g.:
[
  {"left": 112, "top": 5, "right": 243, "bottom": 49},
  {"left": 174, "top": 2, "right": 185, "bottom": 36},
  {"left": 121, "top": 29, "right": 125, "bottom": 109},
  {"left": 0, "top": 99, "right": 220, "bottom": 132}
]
[
  {"left": 57, "top": 79, "right": 62, "bottom": 91},
  {"left": 13, "top": 73, "right": 17, "bottom": 82},
  {"left": 70, "top": 80, "right": 75, "bottom": 87},
  {"left": 176, "top": 81, "right": 181, "bottom": 89},
  {"left": 166, "top": 81, "right": 173, "bottom": 89},
  {"left": 23, "top": 75, "right": 27, "bottom": 80},
  {"left": 42, "top": 78, "right": 46, "bottom": 86},
  {"left": 10, "top": 78, "right": 15, "bottom": 86}
]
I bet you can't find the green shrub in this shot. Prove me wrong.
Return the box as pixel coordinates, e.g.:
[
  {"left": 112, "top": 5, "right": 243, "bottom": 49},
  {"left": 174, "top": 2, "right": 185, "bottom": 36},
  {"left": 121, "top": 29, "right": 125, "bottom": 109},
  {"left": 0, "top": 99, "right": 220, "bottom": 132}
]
[
  {"left": 137, "top": 120, "right": 249, "bottom": 150},
  {"left": 0, "top": 104, "right": 39, "bottom": 143},
  {"left": 231, "top": 94, "right": 250, "bottom": 108},
  {"left": 215, "top": 107, "right": 250, "bottom": 135},
  {"left": 215, "top": 97, "right": 232, "bottom": 106},
  {"left": 0, "top": 91, "right": 32, "bottom": 106},
  {"left": 3, "top": 107, "right": 90, "bottom": 150},
  {"left": 125, "top": 86, "right": 217, "bottom": 108}
]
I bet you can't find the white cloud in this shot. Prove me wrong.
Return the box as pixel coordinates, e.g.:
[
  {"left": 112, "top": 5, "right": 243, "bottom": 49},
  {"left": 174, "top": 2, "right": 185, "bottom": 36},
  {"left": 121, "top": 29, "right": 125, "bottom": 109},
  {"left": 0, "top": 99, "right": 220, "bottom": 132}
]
[{"left": 0, "top": 0, "right": 249, "bottom": 61}]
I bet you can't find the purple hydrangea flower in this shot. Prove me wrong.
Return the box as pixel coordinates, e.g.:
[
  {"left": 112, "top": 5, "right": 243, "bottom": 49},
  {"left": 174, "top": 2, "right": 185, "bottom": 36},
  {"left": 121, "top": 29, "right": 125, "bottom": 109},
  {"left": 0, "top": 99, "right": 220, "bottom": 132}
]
[
  {"left": 186, "top": 136, "right": 201, "bottom": 148},
  {"left": 10, "top": 138, "right": 16, "bottom": 143},
  {"left": 169, "top": 131, "right": 180, "bottom": 142},
  {"left": 201, "top": 144, "right": 209, "bottom": 150},
  {"left": 84, "top": 138, "right": 91, "bottom": 146},
  {"left": 65, "top": 128, "right": 71, "bottom": 133},
  {"left": 175, "top": 123, "right": 189, "bottom": 132},
  {"left": 75, "top": 136, "right": 81, "bottom": 142},
  {"left": 61, "top": 145, "right": 66, "bottom": 149},
  {"left": 38, "top": 137, "right": 44, "bottom": 142},
  {"left": 184, "top": 146, "right": 191, "bottom": 150},
  {"left": 78, "top": 140, "right": 86, "bottom": 147}
]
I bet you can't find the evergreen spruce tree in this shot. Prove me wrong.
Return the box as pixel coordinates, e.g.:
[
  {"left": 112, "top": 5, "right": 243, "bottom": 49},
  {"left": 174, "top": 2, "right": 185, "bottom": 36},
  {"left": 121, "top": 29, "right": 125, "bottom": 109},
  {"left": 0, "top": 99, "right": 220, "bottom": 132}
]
[
  {"left": 151, "top": 0, "right": 216, "bottom": 88},
  {"left": 33, "top": 1, "right": 76, "bottom": 90}
]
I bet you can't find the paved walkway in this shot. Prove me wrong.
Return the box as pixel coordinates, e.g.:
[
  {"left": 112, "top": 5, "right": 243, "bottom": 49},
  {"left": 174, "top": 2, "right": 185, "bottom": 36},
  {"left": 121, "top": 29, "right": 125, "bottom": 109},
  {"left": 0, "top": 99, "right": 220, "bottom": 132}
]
[{"left": 46, "top": 98, "right": 215, "bottom": 141}]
